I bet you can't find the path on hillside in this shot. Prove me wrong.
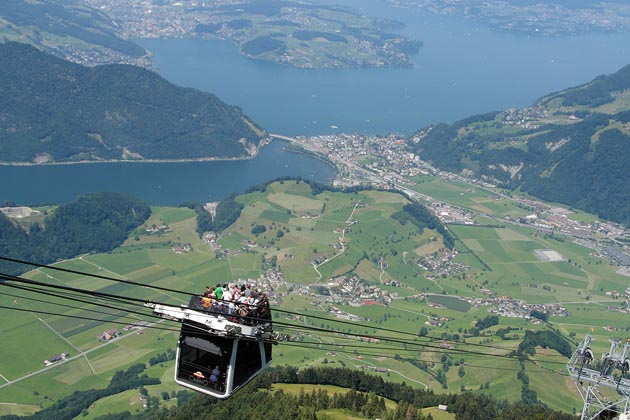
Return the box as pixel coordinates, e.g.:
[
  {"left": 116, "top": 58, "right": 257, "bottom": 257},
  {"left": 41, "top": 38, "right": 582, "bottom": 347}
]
[
  {"left": 390, "top": 305, "right": 432, "bottom": 320},
  {"left": 295, "top": 311, "right": 430, "bottom": 389},
  {"left": 37, "top": 316, "right": 97, "bottom": 374},
  {"left": 79, "top": 255, "right": 120, "bottom": 279},
  {"left": 336, "top": 351, "right": 429, "bottom": 390},
  {"left": 425, "top": 276, "right": 443, "bottom": 291},
  {"left": 310, "top": 202, "right": 359, "bottom": 284},
  {"left": 379, "top": 259, "right": 386, "bottom": 283}
]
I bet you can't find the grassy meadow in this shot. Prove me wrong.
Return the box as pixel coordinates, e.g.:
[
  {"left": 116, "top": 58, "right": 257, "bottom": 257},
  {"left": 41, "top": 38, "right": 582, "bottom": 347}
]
[{"left": 1, "top": 180, "right": 628, "bottom": 417}]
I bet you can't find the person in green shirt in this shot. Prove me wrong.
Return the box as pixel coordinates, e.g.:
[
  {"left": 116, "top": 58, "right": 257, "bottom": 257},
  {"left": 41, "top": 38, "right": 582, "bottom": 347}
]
[{"left": 215, "top": 283, "right": 223, "bottom": 300}]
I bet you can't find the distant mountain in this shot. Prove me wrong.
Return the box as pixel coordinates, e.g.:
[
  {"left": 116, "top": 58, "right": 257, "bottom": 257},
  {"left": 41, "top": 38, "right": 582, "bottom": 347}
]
[
  {"left": 412, "top": 64, "right": 630, "bottom": 225},
  {"left": 0, "top": 42, "right": 265, "bottom": 163},
  {"left": 0, "top": 0, "right": 147, "bottom": 65}
]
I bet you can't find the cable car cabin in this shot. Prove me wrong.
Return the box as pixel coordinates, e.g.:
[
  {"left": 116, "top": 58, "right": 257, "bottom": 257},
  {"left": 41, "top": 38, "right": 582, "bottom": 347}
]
[
  {"left": 147, "top": 295, "right": 274, "bottom": 399},
  {"left": 176, "top": 320, "right": 272, "bottom": 398}
]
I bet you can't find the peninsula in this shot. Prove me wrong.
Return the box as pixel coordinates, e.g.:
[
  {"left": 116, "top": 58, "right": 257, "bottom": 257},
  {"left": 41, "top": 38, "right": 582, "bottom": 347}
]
[
  {"left": 388, "top": 0, "right": 630, "bottom": 36},
  {"left": 84, "top": 0, "right": 422, "bottom": 69}
]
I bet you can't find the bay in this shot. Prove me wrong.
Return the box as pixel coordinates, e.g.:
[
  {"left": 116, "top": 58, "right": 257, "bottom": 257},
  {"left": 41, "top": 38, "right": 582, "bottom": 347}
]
[
  {"left": 0, "top": 140, "right": 335, "bottom": 205},
  {"left": 138, "top": 3, "right": 630, "bottom": 136},
  {"left": 3, "top": 1, "right": 629, "bottom": 205}
]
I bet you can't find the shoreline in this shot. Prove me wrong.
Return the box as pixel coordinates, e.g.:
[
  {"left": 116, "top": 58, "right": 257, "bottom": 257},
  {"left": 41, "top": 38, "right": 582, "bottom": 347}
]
[
  {"left": 0, "top": 155, "right": 255, "bottom": 167},
  {"left": 0, "top": 140, "right": 272, "bottom": 167}
]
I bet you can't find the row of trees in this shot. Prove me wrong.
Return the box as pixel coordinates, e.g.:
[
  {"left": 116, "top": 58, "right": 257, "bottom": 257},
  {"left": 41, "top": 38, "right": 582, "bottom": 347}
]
[
  {"left": 392, "top": 202, "right": 455, "bottom": 249},
  {"left": 181, "top": 193, "right": 245, "bottom": 238},
  {"left": 0, "top": 362, "right": 580, "bottom": 420},
  {"left": 103, "top": 365, "right": 576, "bottom": 420}
]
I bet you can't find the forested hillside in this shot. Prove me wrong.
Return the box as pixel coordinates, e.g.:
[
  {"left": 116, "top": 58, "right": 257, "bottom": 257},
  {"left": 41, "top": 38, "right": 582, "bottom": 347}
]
[
  {"left": 413, "top": 64, "right": 630, "bottom": 225},
  {"left": 0, "top": 42, "right": 265, "bottom": 163},
  {"left": 0, "top": 192, "right": 150, "bottom": 275},
  {"left": 0, "top": 366, "right": 577, "bottom": 420}
]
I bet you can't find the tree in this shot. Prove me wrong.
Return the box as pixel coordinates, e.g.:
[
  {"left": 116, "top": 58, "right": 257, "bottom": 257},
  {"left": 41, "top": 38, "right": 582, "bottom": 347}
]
[{"left": 251, "top": 224, "right": 266, "bottom": 235}]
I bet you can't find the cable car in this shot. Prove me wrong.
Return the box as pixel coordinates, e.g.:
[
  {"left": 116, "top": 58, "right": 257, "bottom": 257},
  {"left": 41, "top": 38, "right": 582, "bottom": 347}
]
[{"left": 147, "top": 294, "right": 280, "bottom": 399}]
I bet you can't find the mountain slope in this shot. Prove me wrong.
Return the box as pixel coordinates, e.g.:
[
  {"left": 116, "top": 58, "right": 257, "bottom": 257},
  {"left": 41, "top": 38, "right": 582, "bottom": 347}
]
[
  {"left": 0, "top": 0, "right": 146, "bottom": 65},
  {"left": 0, "top": 192, "right": 151, "bottom": 276},
  {"left": 412, "top": 64, "right": 630, "bottom": 225},
  {"left": 0, "top": 42, "right": 265, "bottom": 163}
]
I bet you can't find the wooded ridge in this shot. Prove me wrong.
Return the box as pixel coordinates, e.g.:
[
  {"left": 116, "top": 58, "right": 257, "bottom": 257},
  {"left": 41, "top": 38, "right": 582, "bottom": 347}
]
[{"left": 0, "top": 42, "right": 265, "bottom": 164}]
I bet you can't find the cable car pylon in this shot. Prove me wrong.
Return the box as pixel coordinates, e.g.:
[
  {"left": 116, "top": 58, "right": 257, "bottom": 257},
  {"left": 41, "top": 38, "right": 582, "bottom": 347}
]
[{"left": 567, "top": 334, "right": 630, "bottom": 419}]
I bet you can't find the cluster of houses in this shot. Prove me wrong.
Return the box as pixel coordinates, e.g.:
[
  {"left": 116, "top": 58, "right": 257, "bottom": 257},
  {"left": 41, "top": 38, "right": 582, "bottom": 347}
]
[
  {"left": 425, "top": 316, "right": 451, "bottom": 328},
  {"left": 514, "top": 197, "right": 628, "bottom": 243},
  {"left": 328, "top": 306, "right": 363, "bottom": 321},
  {"left": 502, "top": 105, "right": 548, "bottom": 129},
  {"left": 322, "top": 274, "right": 395, "bottom": 307},
  {"left": 417, "top": 249, "right": 470, "bottom": 277},
  {"left": 432, "top": 203, "right": 475, "bottom": 225},
  {"left": 203, "top": 232, "right": 218, "bottom": 247},
  {"left": 43, "top": 325, "right": 150, "bottom": 367},
  {"left": 98, "top": 328, "right": 120, "bottom": 342},
  {"left": 145, "top": 224, "right": 169, "bottom": 234},
  {"left": 463, "top": 295, "right": 568, "bottom": 319},
  {"left": 171, "top": 243, "right": 192, "bottom": 254}
]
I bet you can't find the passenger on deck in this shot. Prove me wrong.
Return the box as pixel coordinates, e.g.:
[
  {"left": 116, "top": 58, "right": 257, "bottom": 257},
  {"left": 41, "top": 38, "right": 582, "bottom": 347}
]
[
  {"left": 223, "top": 286, "right": 234, "bottom": 315},
  {"left": 232, "top": 284, "right": 241, "bottom": 301},
  {"left": 203, "top": 286, "right": 212, "bottom": 297},
  {"left": 201, "top": 295, "right": 212, "bottom": 309},
  {"left": 257, "top": 293, "right": 271, "bottom": 320},
  {"left": 214, "top": 284, "right": 223, "bottom": 300},
  {"left": 223, "top": 285, "right": 233, "bottom": 302}
]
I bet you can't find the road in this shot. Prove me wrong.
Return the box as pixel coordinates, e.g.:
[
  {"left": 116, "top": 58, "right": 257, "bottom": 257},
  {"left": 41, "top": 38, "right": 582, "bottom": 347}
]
[{"left": 0, "top": 319, "right": 166, "bottom": 389}]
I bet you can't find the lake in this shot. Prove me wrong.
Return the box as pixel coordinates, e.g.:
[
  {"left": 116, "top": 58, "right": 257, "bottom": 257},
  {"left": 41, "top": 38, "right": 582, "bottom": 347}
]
[
  {"left": 139, "top": 2, "right": 629, "bottom": 136},
  {"left": 3, "top": 1, "right": 629, "bottom": 205},
  {"left": 0, "top": 140, "right": 335, "bottom": 206}
]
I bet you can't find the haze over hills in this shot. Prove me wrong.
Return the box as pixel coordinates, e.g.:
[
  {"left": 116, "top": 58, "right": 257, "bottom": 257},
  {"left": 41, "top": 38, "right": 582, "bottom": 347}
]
[
  {"left": 388, "top": 0, "right": 630, "bottom": 36},
  {"left": 0, "top": 0, "right": 148, "bottom": 66},
  {"left": 412, "top": 64, "right": 630, "bottom": 225},
  {"left": 85, "top": 0, "right": 422, "bottom": 69},
  {"left": 0, "top": 42, "right": 265, "bottom": 164}
]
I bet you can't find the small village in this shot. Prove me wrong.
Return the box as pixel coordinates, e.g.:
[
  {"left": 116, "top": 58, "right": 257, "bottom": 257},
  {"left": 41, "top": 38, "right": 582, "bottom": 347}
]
[{"left": 288, "top": 132, "right": 630, "bottom": 264}]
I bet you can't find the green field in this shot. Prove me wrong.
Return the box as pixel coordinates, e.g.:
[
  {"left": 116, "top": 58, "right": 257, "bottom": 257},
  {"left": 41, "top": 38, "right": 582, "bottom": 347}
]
[
  {"left": 410, "top": 178, "right": 530, "bottom": 220},
  {"left": 1, "top": 180, "right": 628, "bottom": 417}
]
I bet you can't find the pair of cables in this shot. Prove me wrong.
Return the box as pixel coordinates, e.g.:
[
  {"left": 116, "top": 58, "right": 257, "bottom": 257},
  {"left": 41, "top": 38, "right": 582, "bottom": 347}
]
[{"left": 0, "top": 255, "right": 571, "bottom": 375}]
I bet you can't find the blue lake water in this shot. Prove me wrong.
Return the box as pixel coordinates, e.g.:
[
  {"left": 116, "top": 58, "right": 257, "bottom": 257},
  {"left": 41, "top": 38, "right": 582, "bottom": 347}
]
[
  {"left": 0, "top": 140, "right": 335, "bottom": 205},
  {"left": 138, "top": 3, "right": 630, "bottom": 136},
  {"left": 2, "top": 1, "right": 629, "bottom": 205}
]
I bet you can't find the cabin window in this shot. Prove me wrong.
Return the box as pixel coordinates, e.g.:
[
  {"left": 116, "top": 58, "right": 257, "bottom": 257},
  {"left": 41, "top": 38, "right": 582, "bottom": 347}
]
[
  {"left": 233, "top": 339, "right": 263, "bottom": 388},
  {"left": 177, "top": 325, "right": 232, "bottom": 392}
]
